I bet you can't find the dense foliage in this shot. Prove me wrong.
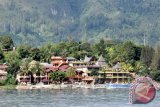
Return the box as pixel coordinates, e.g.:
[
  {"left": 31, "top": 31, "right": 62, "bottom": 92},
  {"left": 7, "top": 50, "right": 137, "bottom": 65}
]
[
  {"left": 0, "top": 0, "right": 160, "bottom": 46},
  {"left": 1, "top": 37, "right": 160, "bottom": 85},
  {"left": 49, "top": 71, "right": 67, "bottom": 83}
]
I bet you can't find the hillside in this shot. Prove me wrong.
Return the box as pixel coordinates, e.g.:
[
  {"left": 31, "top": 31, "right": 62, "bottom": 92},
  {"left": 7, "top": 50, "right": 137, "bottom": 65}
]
[{"left": 0, "top": 0, "right": 160, "bottom": 46}]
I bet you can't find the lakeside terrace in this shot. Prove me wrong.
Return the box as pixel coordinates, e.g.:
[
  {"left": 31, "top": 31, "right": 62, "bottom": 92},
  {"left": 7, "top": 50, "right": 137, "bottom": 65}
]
[{"left": 16, "top": 56, "right": 132, "bottom": 85}]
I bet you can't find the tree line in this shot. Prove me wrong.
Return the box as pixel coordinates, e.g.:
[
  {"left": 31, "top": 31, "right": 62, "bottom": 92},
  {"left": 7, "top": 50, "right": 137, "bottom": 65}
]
[{"left": 0, "top": 36, "right": 160, "bottom": 85}]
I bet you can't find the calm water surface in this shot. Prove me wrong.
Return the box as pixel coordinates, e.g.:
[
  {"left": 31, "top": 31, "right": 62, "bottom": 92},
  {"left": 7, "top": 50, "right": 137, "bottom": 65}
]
[{"left": 0, "top": 89, "right": 160, "bottom": 107}]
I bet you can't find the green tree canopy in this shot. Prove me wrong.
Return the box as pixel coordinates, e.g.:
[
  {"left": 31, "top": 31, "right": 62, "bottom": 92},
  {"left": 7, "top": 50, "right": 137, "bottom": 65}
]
[
  {"left": 66, "top": 67, "right": 76, "bottom": 78},
  {"left": 5, "top": 51, "right": 20, "bottom": 77},
  {"left": 150, "top": 44, "right": 160, "bottom": 70},
  {"left": 29, "top": 61, "right": 44, "bottom": 76},
  {"left": 40, "top": 43, "right": 54, "bottom": 62},
  {"left": 108, "top": 41, "right": 138, "bottom": 64},
  {"left": 19, "top": 58, "right": 32, "bottom": 75},
  {"left": 17, "top": 45, "right": 32, "bottom": 59},
  {"left": 0, "top": 48, "right": 4, "bottom": 62},
  {"left": 140, "top": 45, "right": 154, "bottom": 67},
  {"left": 49, "top": 71, "right": 66, "bottom": 83},
  {"left": 93, "top": 38, "right": 107, "bottom": 57},
  {"left": 30, "top": 48, "right": 43, "bottom": 61},
  {"left": 0, "top": 36, "right": 14, "bottom": 50}
]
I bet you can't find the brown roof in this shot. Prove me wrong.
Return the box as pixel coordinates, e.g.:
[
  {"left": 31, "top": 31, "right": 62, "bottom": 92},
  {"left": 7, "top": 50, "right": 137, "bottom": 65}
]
[
  {"left": 45, "top": 67, "right": 58, "bottom": 72},
  {"left": 58, "top": 65, "right": 69, "bottom": 71}
]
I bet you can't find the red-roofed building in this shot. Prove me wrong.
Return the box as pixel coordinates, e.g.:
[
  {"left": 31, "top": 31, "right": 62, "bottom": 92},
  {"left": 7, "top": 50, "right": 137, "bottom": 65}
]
[
  {"left": 41, "top": 56, "right": 70, "bottom": 74},
  {"left": 51, "top": 56, "right": 68, "bottom": 67}
]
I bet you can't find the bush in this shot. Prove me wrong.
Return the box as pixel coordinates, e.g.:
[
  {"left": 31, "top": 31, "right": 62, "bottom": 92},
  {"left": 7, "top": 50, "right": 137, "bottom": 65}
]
[
  {"left": 4, "top": 74, "right": 17, "bottom": 85},
  {"left": 150, "top": 70, "right": 160, "bottom": 82},
  {"left": 0, "top": 80, "right": 5, "bottom": 86}
]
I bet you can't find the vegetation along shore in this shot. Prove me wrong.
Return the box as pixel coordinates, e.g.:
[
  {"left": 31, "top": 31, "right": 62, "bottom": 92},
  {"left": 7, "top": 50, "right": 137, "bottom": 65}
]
[{"left": 0, "top": 36, "right": 160, "bottom": 89}]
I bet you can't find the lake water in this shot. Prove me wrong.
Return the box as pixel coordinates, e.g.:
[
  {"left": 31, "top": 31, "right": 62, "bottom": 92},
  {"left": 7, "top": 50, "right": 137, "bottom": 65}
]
[{"left": 0, "top": 89, "right": 160, "bottom": 107}]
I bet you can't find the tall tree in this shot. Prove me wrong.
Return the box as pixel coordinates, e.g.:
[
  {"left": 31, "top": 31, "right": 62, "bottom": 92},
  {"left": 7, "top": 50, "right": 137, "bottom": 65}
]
[
  {"left": 66, "top": 67, "right": 76, "bottom": 83},
  {"left": 5, "top": 51, "right": 20, "bottom": 77},
  {"left": 0, "top": 36, "right": 14, "bottom": 50},
  {"left": 140, "top": 45, "right": 154, "bottom": 67},
  {"left": 19, "top": 58, "right": 32, "bottom": 76},
  {"left": 93, "top": 38, "right": 107, "bottom": 57},
  {"left": 17, "top": 45, "right": 32, "bottom": 59},
  {"left": 150, "top": 44, "right": 160, "bottom": 69},
  {"left": 40, "top": 43, "right": 54, "bottom": 62},
  {"left": 29, "top": 61, "right": 44, "bottom": 76},
  {"left": 30, "top": 48, "right": 42, "bottom": 61},
  {"left": 108, "top": 41, "right": 136, "bottom": 64}
]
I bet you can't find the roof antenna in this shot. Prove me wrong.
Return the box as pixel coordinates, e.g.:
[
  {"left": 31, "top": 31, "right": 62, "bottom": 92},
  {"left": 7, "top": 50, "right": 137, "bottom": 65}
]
[{"left": 143, "top": 33, "right": 146, "bottom": 46}]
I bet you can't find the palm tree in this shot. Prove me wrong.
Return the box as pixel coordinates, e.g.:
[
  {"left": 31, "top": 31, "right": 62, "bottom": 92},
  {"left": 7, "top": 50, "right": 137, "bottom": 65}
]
[
  {"left": 29, "top": 61, "right": 44, "bottom": 83},
  {"left": 19, "top": 59, "right": 44, "bottom": 84},
  {"left": 19, "top": 58, "right": 32, "bottom": 83},
  {"left": 66, "top": 67, "right": 76, "bottom": 83}
]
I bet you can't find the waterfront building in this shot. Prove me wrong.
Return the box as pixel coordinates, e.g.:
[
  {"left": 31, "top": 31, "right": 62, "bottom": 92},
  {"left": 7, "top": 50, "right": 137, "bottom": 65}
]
[
  {"left": 17, "top": 56, "right": 70, "bottom": 84},
  {"left": 16, "top": 55, "right": 131, "bottom": 85},
  {"left": 98, "top": 64, "right": 131, "bottom": 84}
]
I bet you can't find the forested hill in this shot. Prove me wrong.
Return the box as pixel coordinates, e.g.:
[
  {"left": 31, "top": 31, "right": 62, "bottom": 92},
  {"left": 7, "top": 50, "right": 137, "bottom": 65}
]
[{"left": 0, "top": 0, "right": 160, "bottom": 46}]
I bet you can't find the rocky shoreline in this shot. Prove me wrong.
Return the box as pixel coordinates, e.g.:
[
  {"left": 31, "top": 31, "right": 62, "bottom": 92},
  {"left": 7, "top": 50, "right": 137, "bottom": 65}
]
[
  {"left": 15, "top": 83, "right": 131, "bottom": 90},
  {"left": 16, "top": 83, "right": 104, "bottom": 90}
]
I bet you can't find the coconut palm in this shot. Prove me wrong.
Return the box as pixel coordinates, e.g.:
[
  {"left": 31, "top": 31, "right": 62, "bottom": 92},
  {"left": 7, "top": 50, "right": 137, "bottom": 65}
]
[
  {"left": 29, "top": 61, "right": 44, "bottom": 83},
  {"left": 19, "top": 58, "right": 31, "bottom": 76},
  {"left": 19, "top": 58, "right": 32, "bottom": 83},
  {"left": 29, "top": 61, "right": 44, "bottom": 75},
  {"left": 19, "top": 59, "right": 44, "bottom": 83}
]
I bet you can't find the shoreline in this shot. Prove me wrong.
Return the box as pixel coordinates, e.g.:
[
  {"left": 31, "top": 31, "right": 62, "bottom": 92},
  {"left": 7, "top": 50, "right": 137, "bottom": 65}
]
[
  {"left": 0, "top": 83, "right": 131, "bottom": 90},
  {"left": 4, "top": 82, "right": 160, "bottom": 90},
  {"left": 0, "top": 85, "right": 17, "bottom": 90}
]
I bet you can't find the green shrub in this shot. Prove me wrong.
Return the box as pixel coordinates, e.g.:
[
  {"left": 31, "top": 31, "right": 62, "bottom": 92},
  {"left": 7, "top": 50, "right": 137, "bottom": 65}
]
[
  {"left": 0, "top": 80, "right": 5, "bottom": 86},
  {"left": 4, "top": 74, "right": 17, "bottom": 85}
]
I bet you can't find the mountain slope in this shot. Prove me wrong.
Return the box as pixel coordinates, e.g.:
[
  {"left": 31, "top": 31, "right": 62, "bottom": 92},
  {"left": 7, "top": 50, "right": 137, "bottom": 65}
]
[{"left": 0, "top": 0, "right": 159, "bottom": 46}]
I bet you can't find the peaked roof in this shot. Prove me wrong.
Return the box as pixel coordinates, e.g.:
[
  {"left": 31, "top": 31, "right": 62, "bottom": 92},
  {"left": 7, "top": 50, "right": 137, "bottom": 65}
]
[
  {"left": 113, "top": 62, "right": 121, "bottom": 69},
  {"left": 84, "top": 56, "right": 92, "bottom": 62},
  {"left": 95, "top": 55, "right": 107, "bottom": 66},
  {"left": 98, "top": 55, "right": 105, "bottom": 62}
]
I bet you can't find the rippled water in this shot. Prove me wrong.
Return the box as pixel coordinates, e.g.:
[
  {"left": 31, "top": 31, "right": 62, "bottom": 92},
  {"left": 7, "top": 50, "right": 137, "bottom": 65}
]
[{"left": 0, "top": 89, "right": 160, "bottom": 107}]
